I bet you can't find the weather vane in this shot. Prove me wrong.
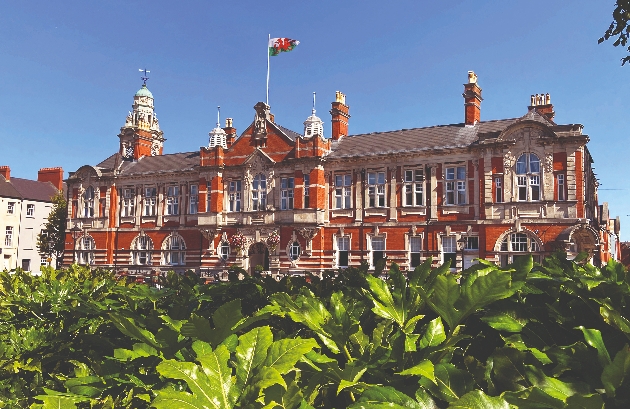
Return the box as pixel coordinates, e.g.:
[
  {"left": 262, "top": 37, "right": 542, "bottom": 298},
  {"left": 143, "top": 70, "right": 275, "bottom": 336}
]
[{"left": 139, "top": 68, "right": 150, "bottom": 85}]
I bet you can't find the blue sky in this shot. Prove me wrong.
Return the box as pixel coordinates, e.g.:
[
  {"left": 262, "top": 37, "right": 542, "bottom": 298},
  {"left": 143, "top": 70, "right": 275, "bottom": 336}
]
[{"left": 0, "top": 1, "right": 628, "bottom": 239}]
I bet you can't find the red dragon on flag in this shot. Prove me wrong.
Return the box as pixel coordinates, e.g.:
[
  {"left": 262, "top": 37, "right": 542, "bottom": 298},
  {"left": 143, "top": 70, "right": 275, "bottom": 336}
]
[{"left": 268, "top": 38, "right": 300, "bottom": 56}]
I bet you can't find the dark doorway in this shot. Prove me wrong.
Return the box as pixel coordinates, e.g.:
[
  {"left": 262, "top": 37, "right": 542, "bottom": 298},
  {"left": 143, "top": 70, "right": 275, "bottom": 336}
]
[{"left": 248, "top": 242, "right": 270, "bottom": 274}]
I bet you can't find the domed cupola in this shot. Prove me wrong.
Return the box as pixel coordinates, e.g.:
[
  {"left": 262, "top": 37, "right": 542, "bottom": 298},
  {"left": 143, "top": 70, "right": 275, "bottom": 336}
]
[
  {"left": 209, "top": 106, "right": 227, "bottom": 149},
  {"left": 118, "top": 70, "right": 165, "bottom": 160},
  {"left": 303, "top": 92, "right": 324, "bottom": 138}
]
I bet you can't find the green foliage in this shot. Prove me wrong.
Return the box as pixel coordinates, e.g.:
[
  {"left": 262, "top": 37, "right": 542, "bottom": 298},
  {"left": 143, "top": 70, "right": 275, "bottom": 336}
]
[
  {"left": 35, "top": 192, "right": 67, "bottom": 269},
  {"left": 599, "top": 0, "right": 630, "bottom": 65},
  {"left": 1, "top": 254, "right": 630, "bottom": 408}
]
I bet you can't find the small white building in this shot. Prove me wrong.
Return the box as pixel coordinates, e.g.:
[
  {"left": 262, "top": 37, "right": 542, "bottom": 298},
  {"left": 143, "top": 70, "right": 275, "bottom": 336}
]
[{"left": 0, "top": 166, "right": 64, "bottom": 271}]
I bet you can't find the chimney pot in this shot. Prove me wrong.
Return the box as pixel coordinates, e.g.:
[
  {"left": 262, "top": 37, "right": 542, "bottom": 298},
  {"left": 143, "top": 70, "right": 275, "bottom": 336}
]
[
  {"left": 225, "top": 118, "right": 233, "bottom": 128},
  {"left": 0, "top": 166, "right": 9, "bottom": 181}
]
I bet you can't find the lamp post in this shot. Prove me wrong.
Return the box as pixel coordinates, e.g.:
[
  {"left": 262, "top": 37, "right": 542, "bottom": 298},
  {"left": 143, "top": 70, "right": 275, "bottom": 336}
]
[
  {"left": 70, "top": 224, "right": 82, "bottom": 264},
  {"left": 457, "top": 236, "right": 467, "bottom": 272}
]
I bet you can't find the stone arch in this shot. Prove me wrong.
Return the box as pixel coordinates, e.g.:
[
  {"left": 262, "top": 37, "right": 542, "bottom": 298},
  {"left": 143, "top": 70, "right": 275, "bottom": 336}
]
[{"left": 248, "top": 242, "right": 269, "bottom": 273}]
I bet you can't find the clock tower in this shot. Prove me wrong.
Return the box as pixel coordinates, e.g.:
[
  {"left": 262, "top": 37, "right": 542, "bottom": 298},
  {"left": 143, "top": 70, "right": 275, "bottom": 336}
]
[{"left": 118, "top": 83, "right": 165, "bottom": 160}]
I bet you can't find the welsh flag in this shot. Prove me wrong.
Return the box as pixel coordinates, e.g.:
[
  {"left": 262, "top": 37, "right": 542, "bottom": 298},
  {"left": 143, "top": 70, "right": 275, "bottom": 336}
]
[{"left": 269, "top": 38, "right": 300, "bottom": 56}]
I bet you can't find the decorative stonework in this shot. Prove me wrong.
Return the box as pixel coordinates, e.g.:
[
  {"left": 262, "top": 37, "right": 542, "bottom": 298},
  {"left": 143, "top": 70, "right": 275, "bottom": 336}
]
[
  {"left": 545, "top": 153, "right": 553, "bottom": 173},
  {"left": 298, "top": 227, "right": 318, "bottom": 256},
  {"left": 504, "top": 151, "right": 516, "bottom": 168}
]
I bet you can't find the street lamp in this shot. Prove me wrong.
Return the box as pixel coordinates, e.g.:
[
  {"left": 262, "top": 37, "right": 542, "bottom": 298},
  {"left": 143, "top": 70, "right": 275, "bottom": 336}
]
[
  {"left": 457, "top": 236, "right": 467, "bottom": 272},
  {"left": 70, "top": 224, "right": 82, "bottom": 264}
]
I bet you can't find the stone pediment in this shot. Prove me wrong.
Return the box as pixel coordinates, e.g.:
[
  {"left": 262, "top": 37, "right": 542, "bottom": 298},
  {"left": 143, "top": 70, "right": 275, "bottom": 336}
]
[
  {"left": 243, "top": 148, "right": 276, "bottom": 168},
  {"left": 70, "top": 165, "right": 102, "bottom": 180}
]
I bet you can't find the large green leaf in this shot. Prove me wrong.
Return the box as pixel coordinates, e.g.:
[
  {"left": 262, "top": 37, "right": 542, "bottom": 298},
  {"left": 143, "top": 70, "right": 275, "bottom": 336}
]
[
  {"left": 398, "top": 359, "right": 435, "bottom": 383},
  {"left": 428, "top": 271, "right": 514, "bottom": 331},
  {"left": 418, "top": 317, "right": 446, "bottom": 349},
  {"left": 364, "top": 275, "right": 406, "bottom": 327},
  {"left": 264, "top": 338, "right": 318, "bottom": 374},
  {"left": 448, "top": 390, "right": 509, "bottom": 409},
  {"left": 576, "top": 327, "right": 611, "bottom": 368},
  {"left": 601, "top": 344, "right": 630, "bottom": 397},
  {"left": 235, "top": 326, "right": 273, "bottom": 390},
  {"left": 420, "top": 363, "right": 474, "bottom": 403},
  {"left": 349, "top": 386, "right": 422, "bottom": 408},
  {"left": 482, "top": 311, "right": 525, "bottom": 333}
]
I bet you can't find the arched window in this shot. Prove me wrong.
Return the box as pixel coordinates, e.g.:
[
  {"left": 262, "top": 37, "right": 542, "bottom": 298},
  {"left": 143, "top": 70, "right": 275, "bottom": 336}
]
[
  {"left": 498, "top": 231, "right": 541, "bottom": 267},
  {"left": 219, "top": 241, "right": 230, "bottom": 261},
  {"left": 252, "top": 174, "right": 267, "bottom": 211},
  {"left": 163, "top": 234, "right": 186, "bottom": 266},
  {"left": 289, "top": 241, "right": 301, "bottom": 261},
  {"left": 77, "top": 236, "right": 95, "bottom": 265},
  {"left": 131, "top": 234, "right": 153, "bottom": 265},
  {"left": 83, "top": 187, "right": 95, "bottom": 218},
  {"left": 515, "top": 153, "right": 540, "bottom": 201}
]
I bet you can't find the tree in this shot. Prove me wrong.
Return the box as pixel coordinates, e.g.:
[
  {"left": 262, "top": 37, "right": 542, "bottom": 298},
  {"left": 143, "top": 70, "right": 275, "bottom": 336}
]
[
  {"left": 599, "top": 0, "right": 630, "bottom": 65},
  {"left": 36, "top": 191, "right": 67, "bottom": 268}
]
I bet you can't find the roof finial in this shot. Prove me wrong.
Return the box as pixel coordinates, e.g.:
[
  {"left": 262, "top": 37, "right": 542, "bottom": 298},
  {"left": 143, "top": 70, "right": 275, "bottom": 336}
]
[
  {"left": 312, "top": 92, "right": 316, "bottom": 114},
  {"left": 139, "top": 68, "right": 150, "bottom": 85},
  {"left": 217, "top": 106, "right": 221, "bottom": 127}
]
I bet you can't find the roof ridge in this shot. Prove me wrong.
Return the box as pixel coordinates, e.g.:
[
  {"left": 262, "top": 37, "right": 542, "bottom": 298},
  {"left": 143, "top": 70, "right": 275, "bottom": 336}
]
[{"left": 346, "top": 118, "right": 520, "bottom": 138}]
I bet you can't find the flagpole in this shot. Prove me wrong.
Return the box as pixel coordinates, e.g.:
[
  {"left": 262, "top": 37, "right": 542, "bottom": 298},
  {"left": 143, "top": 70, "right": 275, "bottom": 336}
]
[{"left": 266, "top": 34, "right": 270, "bottom": 105}]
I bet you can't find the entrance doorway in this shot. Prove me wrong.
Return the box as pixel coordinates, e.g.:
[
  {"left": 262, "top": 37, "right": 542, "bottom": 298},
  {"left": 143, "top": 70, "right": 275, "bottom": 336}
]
[{"left": 248, "top": 242, "right": 270, "bottom": 274}]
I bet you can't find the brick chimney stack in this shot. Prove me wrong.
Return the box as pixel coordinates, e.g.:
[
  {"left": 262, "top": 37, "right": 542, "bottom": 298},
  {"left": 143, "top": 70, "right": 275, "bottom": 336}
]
[
  {"left": 38, "top": 167, "right": 64, "bottom": 191},
  {"left": 463, "top": 71, "right": 483, "bottom": 125},
  {"left": 528, "top": 93, "right": 555, "bottom": 121},
  {"left": 0, "top": 166, "right": 9, "bottom": 181},
  {"left": 330, "top": 91, "right": 350, "bottom": 140}
]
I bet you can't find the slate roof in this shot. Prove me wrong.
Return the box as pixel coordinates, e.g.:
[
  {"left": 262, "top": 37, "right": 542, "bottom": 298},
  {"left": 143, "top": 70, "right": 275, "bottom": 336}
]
[
  {"left": 328, "top": 110, "right": 556, "bottom": 159},
  {"left": 275, "top": 124, "right": 302, "bottom": 141},
  {"left": 96, "top": 151, "right": 200, "bottom": 176},
  {"left": 0, "top": 175, "right": 59, "bottom": 202}
]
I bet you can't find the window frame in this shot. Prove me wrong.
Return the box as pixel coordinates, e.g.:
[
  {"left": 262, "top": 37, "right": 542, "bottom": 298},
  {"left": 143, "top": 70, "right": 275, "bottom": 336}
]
[
  {"left": 7, "top": 201, "right": 14, "bottom": 214},
  {"left": 444, "top": 166, "right": 466, "bottom": 205},
  {"left": 77, "top": 236, "right": 95, "bottom": 265},
  {"left": 289, "top": 241, "right": 301, "bottom": 261},
  {"left": 83, "top": 187, "right": 95, "bottom": 218},
  {"left": 281, "top": 177, "right": 295, "bottom": 210},
  {"left": 334, "top": 174, "right": 352, "bottom": 209},
  {"left": 498, "top": 231, "right": 542, "bottom": 267},
  {"left": 337, "top": 236, "right": 350, "bottom": 268},
  {"left": 515, "top": 153, "right": 542, "bottom": 202},
  {"left": 367, "top": 171, "right": 386, "bottom": 208},
  {"left": 557, "top": 173, "right": 566, "bottom": 201},
  {"left": 26, "top": 204, "right": 35, "bottom": 216},
  {"left": 163, "top": 234, "right": 186, "bottom": 266},
  {"left": 5, "top": 226, "right": 13, "bottom": 247},
  {"left": 252, "top": 174, "right": 267, "bottom": 211},
  {"left": 441, "top": 236, "right": 457, "bottom": 269},
  {"left": 229, "top": 180, "right": 242, "bottom": 212},
  {"left": 189, "top": 185, "right": 198, "bottom": 214},
  {"left": 403, "top": 168, "right": 424, "bottom": 207},
  {"left": 494, "top": 176, "right": 503, "bottom": 203},
  {"left": 132, "top": 235, "right": 153, "bottom": 266},
  {"left": 166, "top": 186, "right": 180, "bottom": 215},
  {"left": 122, "top": 188, "right": 135, "bottom": 217},
  {"left": 370, "top": 236, "right": 386, "bottom": 268},
  {"left": 409, "top": 236, "right": 422, "bottom": 269},
  {"left": 219, "top": 241, "right": 230, "bottom": 261},
  {"left": 303, "top": 174, "right": 310, "bottom": 208},
  {"left": 144, "top": 187, "right": 157, "bottom": 216}
]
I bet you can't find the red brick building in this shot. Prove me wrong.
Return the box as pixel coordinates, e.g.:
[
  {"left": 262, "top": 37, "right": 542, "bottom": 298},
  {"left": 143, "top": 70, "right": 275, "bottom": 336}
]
[{"left": 64, "top": 72, "right": 620, "bottom": 276}]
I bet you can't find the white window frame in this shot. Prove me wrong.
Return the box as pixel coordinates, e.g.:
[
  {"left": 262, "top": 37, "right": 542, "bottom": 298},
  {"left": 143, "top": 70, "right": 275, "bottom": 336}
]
[
  {"left": 7, "top": 201, "right": 14, "bottom": 214},
  {"left": 189, "top": 185, "right": 198, "bottom": 214},
  {"left": 337, "top": 236, "right": 350, "bottom": 268},
  {"left": 252, "top": 174, "right": 267, "bottom": 211},
  {"left": 77, "top": 236, "right": 95, "bottom": 265},
  {"left": 370, "top": 236, "right": 386, "bottom": 269},
  {"left": 368, "top": 171, "right": 386, "bottom": 208},
  {"left": 515, "top": 153, "right": 541, "bottom": 202},
  {"left": 83, "top": 187, "right": 95, "bottom": 218},
  {"left": 132, "top": 235, "right": 153, "bottom": 265},
  {"left": 5, "top": 226, "right": 13, "bottom": 247},
  {"left": 409, "top": 236, "right": 422, "bottom": 269},
  {"left": 281, "top": 177, "right": 294, "bottom": 210},
  {"left": 445, "top": 166, "right": 466, "bottom": 205},
  {"left": 441, "top": 236, "right": 457, "bottom": 269},
  {"left": 163, "top": 234, "right": 186, "bottom": 266},
  {"left": 219, "top": 241, "right": 230, "bottom": 261},
  {"left": 498, "top": 232, "right": 541, "bottom": 267},
  {"left": 289, "top": 241, "right": 301, "bottom": 261},
  {"left": 229, "top": 180, "right": 241, "bottom": 212},
  {"left": 557, "top": 173, "right": 565, "bottom": 201},
  {"left": 335, "top": 174, "right": 352, "bottom": 209},
  {"left": 122, "top": 188, "right": 135, "bottom": 217},
  {"left": 26, "top": 204, "right": 35, "bottom": 216},
  {"left": 494, "top": 176, "right": 503, "bottom": 203},
  {"left": 144, "top": 187, "right": 157, "bottom": 216},
  {"left": 303, "top": 174, "right": 310, "bottom": 208},
  {"left": 166, "top": 186, "right": 179, "bottom": 215},
  {"left": 403, "top": 168, "right": 424, "bottom": 207}
]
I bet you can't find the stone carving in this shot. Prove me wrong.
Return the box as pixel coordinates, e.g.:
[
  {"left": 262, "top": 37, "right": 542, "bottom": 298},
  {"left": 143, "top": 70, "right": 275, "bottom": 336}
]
[
  {"left": 253, "top": 102, "right": 269, "bottom": 140},
  {"left": 545, "top": 153, "right": 553, "bottom": 172},
  {"left": 125, "top": 111, "right": 133, "bottom": 126},
  {"left": 298, "top": 227, "right": 318, "bottom": 256},
  {"left": 504, "top": 151, "right": 516, "bottom": 168}
]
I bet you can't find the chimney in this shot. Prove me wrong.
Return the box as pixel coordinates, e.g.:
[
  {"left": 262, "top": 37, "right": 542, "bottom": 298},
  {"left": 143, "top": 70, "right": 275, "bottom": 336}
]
[
  {"left": 528, "top": 93, "right": 555, "bottom": 121},
  {"left": 0, "top": 166, "right": 9, "bottom": 181},
  {"left": 463, "top": 71, "right": 483, "bottom": 125},
  {"left": 330, "top": 91, "right": 350, "bottom": 140},
  {"left": 224, "top": 118, "right": 237, "bottom": 148},
  {"left": 38, "top": 167, "right": 64, "bottom": 191}
]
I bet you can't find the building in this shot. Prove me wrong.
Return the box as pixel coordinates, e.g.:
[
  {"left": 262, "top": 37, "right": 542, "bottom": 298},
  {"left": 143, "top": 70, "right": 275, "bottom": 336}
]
[
  {"left": 0, "top": 166, "right": 64, "bottom": 271},
  {"left": 63, "top": 72, "right": 620, "bottom": 276}
]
